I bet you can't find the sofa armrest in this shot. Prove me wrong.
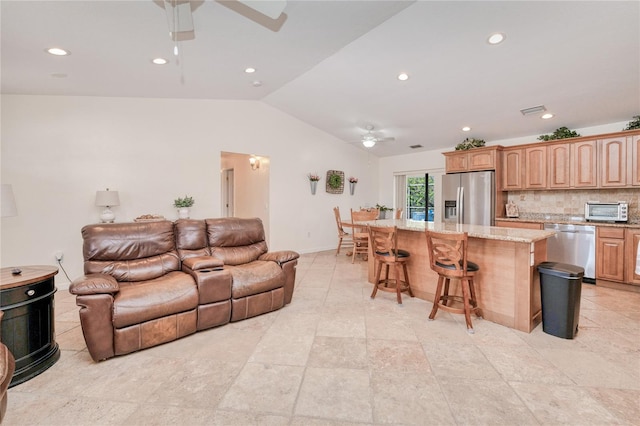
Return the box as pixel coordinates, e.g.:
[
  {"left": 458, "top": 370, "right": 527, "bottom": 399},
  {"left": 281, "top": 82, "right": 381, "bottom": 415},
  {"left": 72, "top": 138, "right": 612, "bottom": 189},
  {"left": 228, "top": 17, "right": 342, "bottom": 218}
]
[
  {"left": 182, "top": 257, "right": 231, "bottom": 305},
  {"left": 182, "top": 256, "right": 224, "bottom": 271},
  {"left": 69, "top": 274, "right": 119, "bottom": 296},
  {"left": 259, "top": 250, "right": 300, "bottom": 265}
]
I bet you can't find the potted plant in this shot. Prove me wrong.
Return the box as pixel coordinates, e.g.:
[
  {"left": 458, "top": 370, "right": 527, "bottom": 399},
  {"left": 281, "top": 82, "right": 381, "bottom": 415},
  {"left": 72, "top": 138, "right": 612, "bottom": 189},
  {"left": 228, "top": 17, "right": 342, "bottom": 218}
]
[
  {"left": 307, "top": 173, "right": 320, "bottom": 195},
  {"left": 537, "top": 127, "right": 581, "bottom": 141},
  {"left": 623, "top": 115, "right": 640, "bottom": 130},
  {"left": 174, "top": 195, "right": 194, "bottom": 219},
  {"left": 348, "top": 177, "right": 358, "bottom": 195},
  {"left": 375, "top": 203, "right": 393, "bottom": 219},
  {"left": 455, "top": 138, "right": 485, "bottom": 151}
]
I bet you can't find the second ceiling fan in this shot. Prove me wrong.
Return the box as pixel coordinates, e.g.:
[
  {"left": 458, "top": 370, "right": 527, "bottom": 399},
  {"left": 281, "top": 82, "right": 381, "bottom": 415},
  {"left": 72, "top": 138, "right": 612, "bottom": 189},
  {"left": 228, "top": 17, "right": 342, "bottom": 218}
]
[{"left": 361, "top": 125, "right": 395, "bottom": 148}]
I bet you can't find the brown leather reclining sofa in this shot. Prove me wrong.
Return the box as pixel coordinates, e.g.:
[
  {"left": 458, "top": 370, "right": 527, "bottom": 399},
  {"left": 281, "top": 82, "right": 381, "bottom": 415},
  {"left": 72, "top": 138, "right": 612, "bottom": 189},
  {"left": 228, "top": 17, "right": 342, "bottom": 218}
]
[{"left": 69, "top": 217, "right": 299, "bottom": 362}]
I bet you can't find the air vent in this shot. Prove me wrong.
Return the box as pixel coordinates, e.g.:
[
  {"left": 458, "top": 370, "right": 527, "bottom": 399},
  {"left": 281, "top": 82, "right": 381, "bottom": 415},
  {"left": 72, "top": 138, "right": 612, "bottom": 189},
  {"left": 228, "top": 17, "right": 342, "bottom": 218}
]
[
  {"left": 520, "top": 105, "right": 547, "bottom": 116},
  {"left": 409, "top": 144, "right": 423, "bottom": 149}
]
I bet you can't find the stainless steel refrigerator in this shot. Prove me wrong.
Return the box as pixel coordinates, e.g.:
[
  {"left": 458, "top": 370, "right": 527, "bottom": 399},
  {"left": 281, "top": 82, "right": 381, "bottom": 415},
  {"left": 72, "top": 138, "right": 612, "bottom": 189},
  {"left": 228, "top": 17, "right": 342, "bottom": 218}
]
[{"left": 442, "top": 171, "right": 495, "bottom": 226}]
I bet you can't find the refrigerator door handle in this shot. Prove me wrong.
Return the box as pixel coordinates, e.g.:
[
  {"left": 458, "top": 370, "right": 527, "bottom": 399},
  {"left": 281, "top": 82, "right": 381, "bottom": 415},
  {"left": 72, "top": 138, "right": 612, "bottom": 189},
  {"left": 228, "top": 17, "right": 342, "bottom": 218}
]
[{"left": 457, "top": 186, "right": 464, "bottom": 224}]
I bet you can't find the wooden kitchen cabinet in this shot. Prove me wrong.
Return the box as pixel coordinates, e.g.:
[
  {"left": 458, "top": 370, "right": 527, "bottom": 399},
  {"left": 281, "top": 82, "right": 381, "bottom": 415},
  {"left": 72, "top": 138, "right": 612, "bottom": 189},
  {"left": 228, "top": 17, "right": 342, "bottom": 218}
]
[
  {"left": 548, "top": 143, "right": 571, "bottom": 188},
  {"left": 502, "top": 148, "right": 524, "bottom": 190},
  {"left": 630, "top": 135, "right": 640, "bottom": 186},
  {"left": 571, "top": 140, "right": 598, "bottom": 188},
  {"left": 625, "top": 229, "right": 640, "bottom": 285},
  {"left": 524, "top": 146, "right": 547, "bottom": 189},
  {"left": 596, "top": 227, "right": 625, "bottom": 282},
  {"left": 599, "top": 137, "right": 627, "bottom": 187},
  {"left": 444, "top": 146, "right": 500, "bottom": 173}
]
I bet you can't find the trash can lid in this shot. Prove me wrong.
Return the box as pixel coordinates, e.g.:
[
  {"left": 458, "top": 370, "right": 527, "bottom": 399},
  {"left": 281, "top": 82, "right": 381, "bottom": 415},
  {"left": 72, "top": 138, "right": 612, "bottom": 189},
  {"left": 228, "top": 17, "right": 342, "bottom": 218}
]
[{"left": 537, "top": 261, "right": 584, "bottom": 278}]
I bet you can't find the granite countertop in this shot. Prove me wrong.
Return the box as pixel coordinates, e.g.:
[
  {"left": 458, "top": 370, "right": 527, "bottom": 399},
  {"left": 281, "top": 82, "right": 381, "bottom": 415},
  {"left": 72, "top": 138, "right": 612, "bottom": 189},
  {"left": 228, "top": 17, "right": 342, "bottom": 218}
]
[
  {"left": 356, "top": 219, "right": 556, "bottom": 243},
  {"left": 497, "top": 215, "right": 640, "bottom": 229}
]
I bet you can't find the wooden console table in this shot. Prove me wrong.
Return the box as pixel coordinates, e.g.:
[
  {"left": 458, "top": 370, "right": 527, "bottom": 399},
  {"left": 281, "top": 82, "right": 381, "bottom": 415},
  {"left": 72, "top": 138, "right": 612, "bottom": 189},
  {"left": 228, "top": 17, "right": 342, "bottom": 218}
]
[{"left": 0, "top": 265, "right": 60, "bottom": 387}]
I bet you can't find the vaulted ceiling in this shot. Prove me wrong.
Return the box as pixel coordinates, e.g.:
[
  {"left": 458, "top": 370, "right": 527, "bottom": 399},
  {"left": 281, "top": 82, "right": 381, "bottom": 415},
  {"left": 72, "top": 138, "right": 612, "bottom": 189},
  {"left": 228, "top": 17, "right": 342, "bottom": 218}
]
[{"left": 2, "top": 1, "right": 638, "bottom": 156}]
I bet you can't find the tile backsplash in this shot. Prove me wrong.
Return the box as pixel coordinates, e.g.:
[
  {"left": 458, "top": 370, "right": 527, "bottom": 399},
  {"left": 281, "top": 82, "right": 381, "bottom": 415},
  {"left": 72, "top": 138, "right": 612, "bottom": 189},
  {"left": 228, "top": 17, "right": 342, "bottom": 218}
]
[{"left": 506, "top": 189, "right": 639, "bottom": 222}]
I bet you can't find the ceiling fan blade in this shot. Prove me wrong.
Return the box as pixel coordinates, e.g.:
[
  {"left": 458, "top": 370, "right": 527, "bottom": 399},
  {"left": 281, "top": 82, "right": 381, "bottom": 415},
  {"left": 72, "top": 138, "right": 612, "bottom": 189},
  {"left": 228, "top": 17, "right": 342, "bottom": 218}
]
[{"left": 216, "top": 0, "right": 288, "bottom": 32}]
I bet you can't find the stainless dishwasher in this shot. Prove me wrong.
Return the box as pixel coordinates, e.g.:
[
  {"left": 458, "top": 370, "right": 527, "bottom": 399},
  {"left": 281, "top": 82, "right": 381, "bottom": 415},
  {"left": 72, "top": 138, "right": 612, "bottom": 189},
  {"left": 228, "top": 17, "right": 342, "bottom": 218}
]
[{"left": 543, "top": 223, "right": 596, "bottom": 283}]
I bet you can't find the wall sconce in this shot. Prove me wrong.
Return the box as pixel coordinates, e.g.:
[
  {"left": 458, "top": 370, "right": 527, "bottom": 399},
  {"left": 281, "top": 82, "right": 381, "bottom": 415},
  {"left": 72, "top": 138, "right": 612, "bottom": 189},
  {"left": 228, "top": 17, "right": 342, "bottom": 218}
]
[
  {"left": 95, "top": 188, "right": 120, "bottom": 223},
  {"left": 1, "top": 184, "right": 18, "bottom": 217},
  {"left": 249, "top": 156, "right": 260, "bottom": 171}
]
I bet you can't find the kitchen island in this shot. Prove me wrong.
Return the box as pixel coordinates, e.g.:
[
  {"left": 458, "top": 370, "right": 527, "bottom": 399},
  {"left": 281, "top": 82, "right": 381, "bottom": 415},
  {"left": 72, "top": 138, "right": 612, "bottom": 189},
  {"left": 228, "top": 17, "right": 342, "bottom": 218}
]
[{"left": 358, "top": 219, "right": 556, "bottom": 333}]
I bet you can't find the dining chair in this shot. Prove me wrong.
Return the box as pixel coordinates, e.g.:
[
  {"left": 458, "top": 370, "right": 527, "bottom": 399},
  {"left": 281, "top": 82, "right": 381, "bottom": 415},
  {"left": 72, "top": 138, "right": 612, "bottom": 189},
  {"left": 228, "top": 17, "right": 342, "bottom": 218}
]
[
  {"left": 333, "top": 207, "right": 353, "bottom": 256},
  {"left": 395, "top": 208, "right": 403, "bottom": 219},
  {"left": 350, "top": 208, "right": 379, "bottom": 263}
]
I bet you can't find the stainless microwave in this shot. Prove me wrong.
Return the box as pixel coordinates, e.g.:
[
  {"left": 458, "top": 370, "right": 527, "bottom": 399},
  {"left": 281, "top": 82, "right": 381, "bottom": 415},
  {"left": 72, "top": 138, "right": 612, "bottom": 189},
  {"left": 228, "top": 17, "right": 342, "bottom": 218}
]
[{"left": 584, "top": 201, "right": 628, "bottom": 222}]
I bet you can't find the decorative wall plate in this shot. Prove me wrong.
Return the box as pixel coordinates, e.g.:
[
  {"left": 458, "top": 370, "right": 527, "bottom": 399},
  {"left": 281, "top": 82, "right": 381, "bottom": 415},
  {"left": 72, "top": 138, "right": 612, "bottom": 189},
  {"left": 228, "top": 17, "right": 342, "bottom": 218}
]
[{"left": 326, "top": 170, "right": 344, "bottom": 194}]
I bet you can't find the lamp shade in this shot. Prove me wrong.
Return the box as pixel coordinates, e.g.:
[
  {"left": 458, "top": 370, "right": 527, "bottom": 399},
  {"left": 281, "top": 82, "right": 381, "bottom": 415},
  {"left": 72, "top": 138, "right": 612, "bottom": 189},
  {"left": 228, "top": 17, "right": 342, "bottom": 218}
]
[
  {"left": 95, "top": 189, "right": 120, "bottom": 207},
  {"left": 1, "top": 184, "right": 17, "bottom": 217}
]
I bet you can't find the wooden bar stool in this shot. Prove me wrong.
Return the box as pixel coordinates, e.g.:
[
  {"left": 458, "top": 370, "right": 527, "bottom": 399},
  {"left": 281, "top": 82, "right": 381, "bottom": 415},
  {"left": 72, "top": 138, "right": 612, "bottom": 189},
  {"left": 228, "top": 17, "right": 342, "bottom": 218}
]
[
  {"left": 368, "top": 225, "right": 414, "bottom": 304},
  {"left": 350, "top": 209, "right": 378, "bottom": 263},
  {"left": 425, "top": 230, "right": 481, "bottom": 333}
]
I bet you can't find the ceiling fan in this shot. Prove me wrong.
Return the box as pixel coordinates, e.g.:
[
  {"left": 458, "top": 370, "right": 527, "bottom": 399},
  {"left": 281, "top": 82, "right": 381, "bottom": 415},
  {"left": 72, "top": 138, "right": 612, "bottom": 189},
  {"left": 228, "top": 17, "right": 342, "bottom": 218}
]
[
  {"left": 360, "top": 125, "right": 395, "bottom": 148},
  {"left": 156, "top": 0, "right": 288, "bottom": 40}
]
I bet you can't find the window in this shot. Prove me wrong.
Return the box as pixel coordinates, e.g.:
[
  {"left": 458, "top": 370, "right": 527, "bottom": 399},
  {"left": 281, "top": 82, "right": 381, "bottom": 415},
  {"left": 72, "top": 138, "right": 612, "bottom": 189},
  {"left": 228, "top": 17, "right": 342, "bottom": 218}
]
[{"left": 405, "top": 174, "right": 435, "bottom": 222}]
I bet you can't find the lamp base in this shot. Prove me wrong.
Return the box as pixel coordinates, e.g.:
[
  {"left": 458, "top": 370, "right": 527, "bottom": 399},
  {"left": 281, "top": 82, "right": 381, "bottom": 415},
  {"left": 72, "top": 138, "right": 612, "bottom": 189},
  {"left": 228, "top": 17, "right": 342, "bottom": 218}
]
[{"left": 100, "top": 207, "right": 116, "bottom": 223}]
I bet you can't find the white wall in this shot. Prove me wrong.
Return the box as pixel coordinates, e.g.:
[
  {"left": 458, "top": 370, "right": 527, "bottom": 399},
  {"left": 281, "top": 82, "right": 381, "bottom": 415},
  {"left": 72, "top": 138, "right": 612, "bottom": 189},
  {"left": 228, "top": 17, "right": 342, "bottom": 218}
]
[{"left": 1, "top": 95, "right": 379, "bottom": 284}]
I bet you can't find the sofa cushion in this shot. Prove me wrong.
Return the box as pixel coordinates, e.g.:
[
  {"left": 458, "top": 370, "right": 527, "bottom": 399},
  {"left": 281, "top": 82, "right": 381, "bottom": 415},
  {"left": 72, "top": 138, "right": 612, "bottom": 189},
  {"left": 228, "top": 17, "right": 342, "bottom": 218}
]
[
  {"left": 113, "top": 271, "right": 198, "bottom": 328},
  {"left": 83, "top": 221, "right": 180, "bottom": 281},
  {"left": 227, "top": 261, "right": 284, "bottom": 299},
  {"left": 174, "top": 219, "right": 211, "bottom": 260},
  {"left": 206, "top": 218, "right": 268, "bottom": 265}
]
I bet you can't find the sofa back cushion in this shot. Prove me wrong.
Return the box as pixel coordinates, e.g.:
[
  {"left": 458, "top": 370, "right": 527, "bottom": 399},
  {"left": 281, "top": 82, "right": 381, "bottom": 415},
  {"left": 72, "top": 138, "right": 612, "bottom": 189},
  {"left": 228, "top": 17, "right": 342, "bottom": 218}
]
[
  {"left": 174, "top": 219, "right": 211, "bottom": 260},
  {"left": 205, "top": 218, "right": 268, "bottom": 265},
  {"left": 82, "top": 221, "right": 180, "bottom": 282}
]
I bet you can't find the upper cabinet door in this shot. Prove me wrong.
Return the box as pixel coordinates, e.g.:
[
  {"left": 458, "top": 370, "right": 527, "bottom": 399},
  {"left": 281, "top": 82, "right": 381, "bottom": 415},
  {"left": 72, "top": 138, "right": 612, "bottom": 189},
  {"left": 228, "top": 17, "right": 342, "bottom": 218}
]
[
  {"left": 571, "top": 140, "right": 598, "bottom": 188},
  {"left": 548, "top": 143, "right": 571, "bottom": 188},
  {"left": 445, "top": 152, "right": 468, "bottom": 173},
  {"left": 502, "top": 148, "right": 523, "bottom": 190},
  {"left": 524, "top": 146, "right": 547, "bottom": 189},
  {"left": 599, "top": 137, "right": 627, "bottom": 187},
  {"left": 630, "top": 134, "right": 640, "bottom": 186},
  {"left": 467, "top": 149, "right": 495, "bottom": 171}
]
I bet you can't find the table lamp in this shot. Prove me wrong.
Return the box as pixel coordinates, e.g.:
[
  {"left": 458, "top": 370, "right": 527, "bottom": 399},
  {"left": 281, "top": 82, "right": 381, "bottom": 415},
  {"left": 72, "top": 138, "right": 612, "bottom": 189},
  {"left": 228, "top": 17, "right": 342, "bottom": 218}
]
[{"left": 95, "top": 188, "right": 120, "bottom": 223}]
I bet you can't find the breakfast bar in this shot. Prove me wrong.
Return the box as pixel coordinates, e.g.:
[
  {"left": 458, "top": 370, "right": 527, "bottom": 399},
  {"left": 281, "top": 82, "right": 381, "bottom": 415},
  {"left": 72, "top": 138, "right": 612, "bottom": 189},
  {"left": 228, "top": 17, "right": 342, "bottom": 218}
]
[{"left": 359, "top": 219, "right": 556, "bottom": 333}]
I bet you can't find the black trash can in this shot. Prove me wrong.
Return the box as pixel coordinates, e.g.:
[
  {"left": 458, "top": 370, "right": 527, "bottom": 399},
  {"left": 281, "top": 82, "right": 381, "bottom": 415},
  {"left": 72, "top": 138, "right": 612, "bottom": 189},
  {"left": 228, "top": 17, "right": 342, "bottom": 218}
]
[{"left": 537, "top": 262, "right": 584, "bottom": 339}]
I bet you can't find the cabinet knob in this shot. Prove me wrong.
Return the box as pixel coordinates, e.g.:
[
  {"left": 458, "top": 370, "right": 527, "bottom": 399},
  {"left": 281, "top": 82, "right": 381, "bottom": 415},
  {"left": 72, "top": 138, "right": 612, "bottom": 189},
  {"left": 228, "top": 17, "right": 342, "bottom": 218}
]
[{"left": 26, "top": 289, "right": 36, "bottom": 297}]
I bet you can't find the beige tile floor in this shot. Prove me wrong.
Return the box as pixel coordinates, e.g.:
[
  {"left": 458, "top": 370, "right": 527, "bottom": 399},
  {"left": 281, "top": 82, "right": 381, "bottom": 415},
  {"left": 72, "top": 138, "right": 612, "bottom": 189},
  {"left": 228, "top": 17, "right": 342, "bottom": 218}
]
[{"left": 5, "top": 250, "right": 640, "bottom": 425}]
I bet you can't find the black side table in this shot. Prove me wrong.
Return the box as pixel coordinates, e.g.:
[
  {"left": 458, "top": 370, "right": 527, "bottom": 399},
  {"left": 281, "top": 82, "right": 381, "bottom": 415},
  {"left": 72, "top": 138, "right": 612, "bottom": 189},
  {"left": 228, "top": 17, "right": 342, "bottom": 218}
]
[{"left": 1, "top": 266, "right": 60, "bottom": 387}]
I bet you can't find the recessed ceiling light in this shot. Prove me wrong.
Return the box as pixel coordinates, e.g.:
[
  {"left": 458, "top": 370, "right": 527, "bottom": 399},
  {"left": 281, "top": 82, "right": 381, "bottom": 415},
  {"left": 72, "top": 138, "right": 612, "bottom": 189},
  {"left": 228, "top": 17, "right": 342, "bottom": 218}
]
[
  {"left": 462, "top": 126, "right": 471, "bottom": 132},
  {"left": 487, "top": 33, "right": 506, "bottom": 45},
  {"left": 245, "top": 67, "right": 256, "bottom": 73},
  {"left": 541, "top": 113, "right": 554, "bottom": 119},
  {"left": 46, "top": 47, "right": 70, "bottom": 56},
  {"left": 252, "top": 80, "right": 263, "bottom": 87},
  {"left": 397, "top": 73, "right": 409, "bottom": 81},
  {"left": 152, "top": 58, "right": 168, "bottom": 65}
]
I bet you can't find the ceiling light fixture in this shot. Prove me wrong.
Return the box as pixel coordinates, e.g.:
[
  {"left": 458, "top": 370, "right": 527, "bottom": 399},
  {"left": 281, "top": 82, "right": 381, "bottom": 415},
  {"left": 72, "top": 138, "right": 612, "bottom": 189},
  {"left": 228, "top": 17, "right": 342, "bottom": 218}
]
[
  {"left": 462, "top": 126, "right": 471, "bottom": 132},
  {"left": 46, "top": 47, "right": 70, "bottom": 56},
  {"left": 152, "top": 58, "right": 168, "bottom": 65},
  {"left": 541, "top": 113, "right": 554, "bottom": 120},
  {"left": 362, "top": 137, "right": 376, "bottom": 148},
  {"left": 487, "top": 33, "right": 506, "bottom": 45},
  {"left": 397, "top": 73, "right": 409, "bottom": 81},
  {"left": 245, "top": 67, "right": 256, "bottom": 73}
]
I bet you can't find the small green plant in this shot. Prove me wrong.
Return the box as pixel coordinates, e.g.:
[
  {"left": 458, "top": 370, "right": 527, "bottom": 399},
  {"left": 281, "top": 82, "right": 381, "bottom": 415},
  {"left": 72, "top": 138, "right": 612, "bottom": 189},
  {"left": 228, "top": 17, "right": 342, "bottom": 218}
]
[
  {"left": 455, "top": 138, "right": 486, "bottom": 150},
  {"left": 623, "top": 115, "right": 640, "bottom": 130},
  {"left": 328, "top": 172, "right": 342, "bottom": 189},
  {"left": 375, "top": 203, "right": 393, "bottom": 212},
  {"left": 173, "top": 195, "right": 194, "bottom": 208},
  {"left": 538, "top": 127, "right": 580, "bottom": 141}
]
